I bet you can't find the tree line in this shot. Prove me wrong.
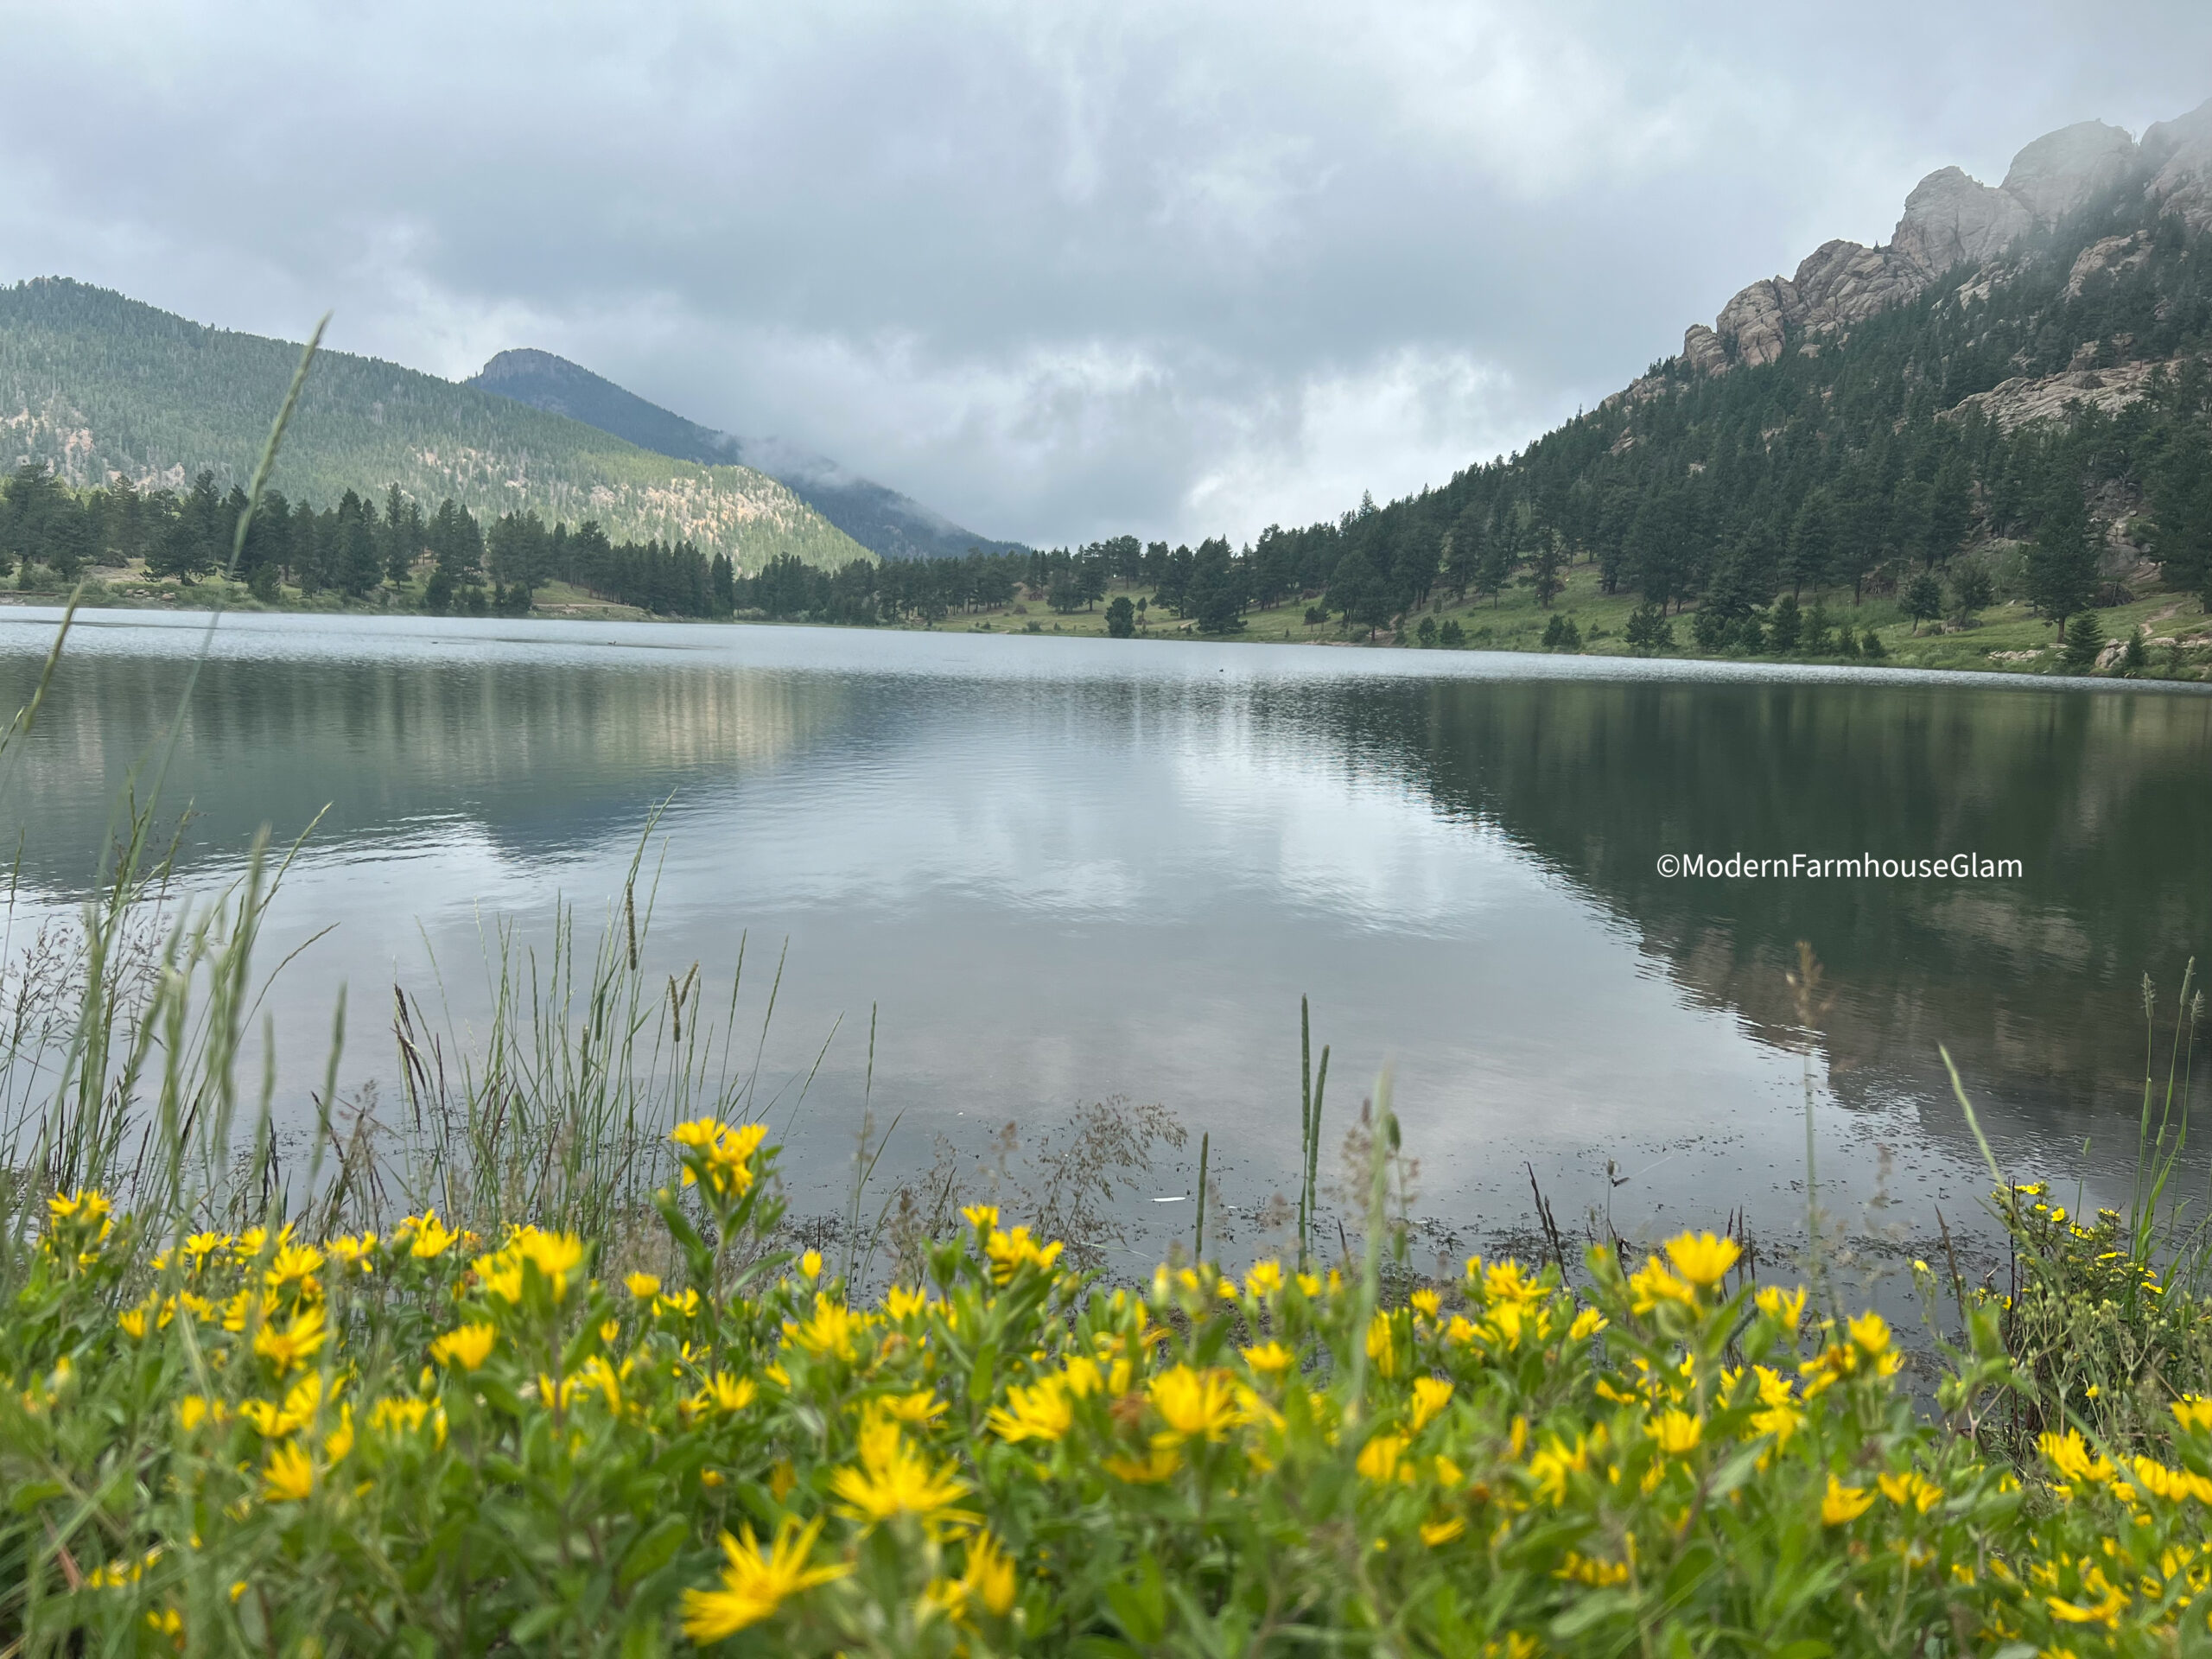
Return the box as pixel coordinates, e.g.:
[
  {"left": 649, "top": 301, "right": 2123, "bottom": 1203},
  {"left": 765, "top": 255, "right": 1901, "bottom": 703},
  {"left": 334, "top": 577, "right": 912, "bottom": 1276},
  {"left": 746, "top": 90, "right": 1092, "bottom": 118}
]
[{"left": 0, "top": 466, "right": 745, "bottom": 618}]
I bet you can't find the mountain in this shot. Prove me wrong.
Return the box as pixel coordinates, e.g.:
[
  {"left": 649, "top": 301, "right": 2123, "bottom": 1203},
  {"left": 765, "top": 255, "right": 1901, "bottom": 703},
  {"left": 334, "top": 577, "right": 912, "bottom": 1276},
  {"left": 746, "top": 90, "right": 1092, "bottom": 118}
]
[
  {"left": 1241, "top": 97, "right": 2212, "bottom": 638},
  {"left": 0, "top": 280, "right": 871, "bottom": 574},
  {"left": 1663, "top": 103, "right": 2212, "bottom": 391},
  {"left": 467, "top": 349, "right": 1017, "bottom": 562}
]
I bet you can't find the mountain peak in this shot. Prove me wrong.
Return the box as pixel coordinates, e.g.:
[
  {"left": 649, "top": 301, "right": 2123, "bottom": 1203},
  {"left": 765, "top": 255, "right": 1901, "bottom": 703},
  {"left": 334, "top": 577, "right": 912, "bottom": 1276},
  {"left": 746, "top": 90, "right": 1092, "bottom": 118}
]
[{"left": 1661, "top": 95, "right": 2212, "bottom": 386}]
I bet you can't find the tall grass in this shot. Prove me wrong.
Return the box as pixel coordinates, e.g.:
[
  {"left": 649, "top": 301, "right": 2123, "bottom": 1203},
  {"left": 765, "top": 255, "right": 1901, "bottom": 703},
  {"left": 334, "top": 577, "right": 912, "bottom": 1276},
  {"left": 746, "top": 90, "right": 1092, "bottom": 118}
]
[{"left": 0, "top": 323, "right": 801, "bottom": 1274}]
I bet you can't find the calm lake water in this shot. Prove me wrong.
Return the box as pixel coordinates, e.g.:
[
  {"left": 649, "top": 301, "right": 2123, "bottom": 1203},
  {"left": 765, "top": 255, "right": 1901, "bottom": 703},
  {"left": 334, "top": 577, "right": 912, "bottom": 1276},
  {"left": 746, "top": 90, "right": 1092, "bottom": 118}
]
[{"left": 5, "top": 607, "right": 2209, "bottom": 1267}]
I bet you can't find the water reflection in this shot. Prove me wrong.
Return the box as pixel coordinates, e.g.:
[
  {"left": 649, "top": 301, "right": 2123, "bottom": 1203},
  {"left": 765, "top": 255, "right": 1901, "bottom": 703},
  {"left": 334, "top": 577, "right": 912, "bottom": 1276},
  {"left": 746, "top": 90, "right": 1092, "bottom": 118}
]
[{"left": 2, "top": 607, "right": 2206, "bottom": 1252}]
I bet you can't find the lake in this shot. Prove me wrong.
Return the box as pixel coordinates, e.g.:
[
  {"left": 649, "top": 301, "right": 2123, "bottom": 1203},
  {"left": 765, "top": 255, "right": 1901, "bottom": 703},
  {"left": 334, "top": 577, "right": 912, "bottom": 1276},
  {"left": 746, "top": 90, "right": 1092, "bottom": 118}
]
[{"left": 5, "top": 607, "right": 2209, "bottom": 1272}]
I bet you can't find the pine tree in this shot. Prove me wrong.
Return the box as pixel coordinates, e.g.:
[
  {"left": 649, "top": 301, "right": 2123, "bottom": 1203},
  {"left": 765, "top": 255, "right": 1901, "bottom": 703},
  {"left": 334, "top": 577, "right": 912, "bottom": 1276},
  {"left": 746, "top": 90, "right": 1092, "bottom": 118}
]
[
  {"left": 2024, "top": 493, "right": 2099, "bottom": 632},
  {"left": 2061, "top": 609, "right": 2107, "bottom": 673},
  {"left": 1522, "top": 534, "right": 1566, "bottom": 608},
  {"left": 382, "top": 486, "right": 416, "bottom": 586},
  {"left": 149, "top": 469, "right": 226, "bottom": 581},
  {"left": 1767, "top": 593, "right": 1802, "bottom": 652}
]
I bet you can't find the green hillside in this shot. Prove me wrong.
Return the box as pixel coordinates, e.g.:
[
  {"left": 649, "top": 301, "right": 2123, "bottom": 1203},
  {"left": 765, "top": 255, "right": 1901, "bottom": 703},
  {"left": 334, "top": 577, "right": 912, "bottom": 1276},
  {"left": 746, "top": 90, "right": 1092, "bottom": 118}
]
[
  {"left": 0, "top": 278, "right": 869, "bottom": 575},
  {"left": 1230, "top": 143, "right": 2212, "bottom": 661}
]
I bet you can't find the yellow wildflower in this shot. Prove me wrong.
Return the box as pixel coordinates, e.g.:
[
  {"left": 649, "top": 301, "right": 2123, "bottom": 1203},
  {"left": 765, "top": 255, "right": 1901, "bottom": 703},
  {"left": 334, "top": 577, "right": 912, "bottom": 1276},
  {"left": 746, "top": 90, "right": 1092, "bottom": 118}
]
[
  {"left": 1244, "top": 1259, "right": 1284, "bottom": 1298},
  {"left": 1358, "top": 1434, "right": 1410, "bottom": 1484},
  {"left": 1149, "top": 1365, "right": 1238, "bottom": 1442},
  {"left": 1483, "top": 1260, "right": 1546, "bottom": 1306},
  {"left": 1662, "top": 1230, "right": 1740, "bottom": 1289},
  {"left": 401, "top": 1212, "right": 460, "bottom": 1259},
  {"left": 1242, "top": 1340, "right": 1294, "bottom": 1376},
  {"left": 1103, "top": 1443, "right": 1182, "bottom": 1483},
  {"left": 1365, "top": 1312, "right": 1402, "bottom": 1377},
  {"left": 830, "top": 1420, "right": 974, "bottom": 1529},
  {"left": 2040, "top": 1428, "right": 2118, "bottom": 1491},
  {"left": 680, "top": 1515, "right": 849, "bottom": 1643},
  {"left": 261, "top": 1440, "right": 315, "bottom": 1503},
  {"left": 788, "top": 1294, "right": 861, "bottom": 1363},
  {"left": 692, "top": 1372, "right": 760, "bottom": 1416},
  {"left": 1410, "top": 1376, "right": 1454, "bottom": 1433},
  {"left": 1847, "top": 1310, "right": 1892, "bottom": 1357},
  {"left": 1649, "top": 1408, "right": 1703, "bottom": 1456},
  {"left": 1556, "top": 1551, "right": 1631, "bottom": 1586},
  {"left": 1627, "top": 1259, "right": 1696, "bottom": 1315},
  {"left": 885, "top": 1284, "right": 930, "bottom": 1319},
  {"left": 1568, "top": 1306, "right": 1608, "bottom": 1340},
  {"left": 624, "top": 1272, "right": 661, "bottom": 1300},
  {"left": 2175, "top": 1396, "right": 2212, "bottom": 1435},
  {"left": 671, "top": 1119, "right": 770, "bottom": 1201},
  {"left": 1421, "top": 1516, "right": 1467, "bottom": 1547},
  {"left": 1754, "top": 1284, "right": 1807, "bottom": 1328},
  {"left": 983, "top": 1224, "right": 1065, "bottom": 1285},
  {"left": 327, "top": 1233, "right": 378, "bottom": 1269},
  {"left": 48, "top": 1188, "right": 113, "bottom": 1230},
  {"left": 2047, "top": 1570, "right": 2127, "bottom": 1628},
  {"left": 429, "top": 1322, "right": 497, "bottom": 1371},
  {"left": 1528, "top": 1433, "right": 1590, "bottom": 1506},
  {"left": 1062, "top": 1355, "right": 1104, "bottom": 1396},
  {"left": 263, "top": 1243, "right": 325, "bottom": 1300},
  {"left": 949, "top": 1530, "right": 1018, "bottom": 1620},
  {"left": 1877, "top": 1470, "right": 1942, "bottom": 1514},
  {"left": 1822, "top": 1475, "right": 1874, "bottom": 1525},
  {"left": 252, "top": 1305, "right": 328, "bottom": 1375},
  {"left": 879, "top": 1389, "right": 946, "bottom": 1427}
]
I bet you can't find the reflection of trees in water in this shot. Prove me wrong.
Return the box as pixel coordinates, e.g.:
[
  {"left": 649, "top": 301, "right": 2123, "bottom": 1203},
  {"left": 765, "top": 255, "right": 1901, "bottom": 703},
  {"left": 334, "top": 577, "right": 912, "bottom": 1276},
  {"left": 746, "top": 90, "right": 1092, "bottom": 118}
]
[
  {"left": 0, "top": 652, "right": 861, "bottom": 889},
  {"left": 1281, "top": 676, "right": 2212, "bottom": 1155}
]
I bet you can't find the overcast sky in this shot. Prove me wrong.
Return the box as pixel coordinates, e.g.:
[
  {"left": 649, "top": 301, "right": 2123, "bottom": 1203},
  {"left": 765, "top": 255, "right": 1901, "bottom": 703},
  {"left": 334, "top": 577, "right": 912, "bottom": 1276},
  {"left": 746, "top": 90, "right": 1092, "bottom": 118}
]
[{"left": 3, "top": 2, "right": 2209, "bottom": 548}]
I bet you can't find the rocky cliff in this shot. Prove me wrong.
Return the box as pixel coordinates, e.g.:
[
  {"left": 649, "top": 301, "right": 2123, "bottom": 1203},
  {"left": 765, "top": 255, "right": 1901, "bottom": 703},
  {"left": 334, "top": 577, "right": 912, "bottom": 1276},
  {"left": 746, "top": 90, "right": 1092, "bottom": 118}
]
[{"left": 1660, "top": 99, "right": 2212, "bottom": 388}]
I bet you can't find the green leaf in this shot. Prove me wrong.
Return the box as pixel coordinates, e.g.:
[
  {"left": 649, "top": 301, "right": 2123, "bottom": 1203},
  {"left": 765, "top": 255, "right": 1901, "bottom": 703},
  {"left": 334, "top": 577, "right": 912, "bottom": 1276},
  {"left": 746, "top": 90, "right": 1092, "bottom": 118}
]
[
  {"left": 510, "top": 1604, "right": 568, "bottom": 1643},
  {"left": 619, "top": 1514, "right": 689, "bottom": 1590}
]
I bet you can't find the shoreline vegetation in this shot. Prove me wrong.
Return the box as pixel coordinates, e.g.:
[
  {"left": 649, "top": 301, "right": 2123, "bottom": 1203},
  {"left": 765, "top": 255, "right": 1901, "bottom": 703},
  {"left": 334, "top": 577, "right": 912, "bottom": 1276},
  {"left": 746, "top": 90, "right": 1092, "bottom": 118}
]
[{"left": 5, "top": 553, "right": 2210, "bottom": 684}]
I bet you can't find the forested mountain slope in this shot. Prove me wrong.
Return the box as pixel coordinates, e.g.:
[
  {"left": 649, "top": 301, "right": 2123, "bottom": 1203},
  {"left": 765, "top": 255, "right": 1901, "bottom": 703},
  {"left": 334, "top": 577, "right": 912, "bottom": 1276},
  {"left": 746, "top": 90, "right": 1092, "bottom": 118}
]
[
  {"left": 468, "top": 348, "right": 1019, "bottom": 561},
  {"left": 1237, "top": 98, "right": 2212, "bottom": 637},
  {"left": 0, "top": 280, "right": 869, "bottom": 574}
]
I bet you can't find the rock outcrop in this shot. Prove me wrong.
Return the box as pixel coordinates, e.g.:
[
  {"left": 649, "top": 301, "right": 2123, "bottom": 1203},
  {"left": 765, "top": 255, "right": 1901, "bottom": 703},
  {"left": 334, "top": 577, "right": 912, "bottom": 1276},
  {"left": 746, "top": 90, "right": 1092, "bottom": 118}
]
[
  {"left": 1889, "top": 167, "right": 2033, "bottom": 276},
  {"left": 1941, "top": 359, "right": 2177, "bottom": 434},
  {"left": 2144, "top": 98, "right": 2212, "bottom": 229},
  {"left": 1673, "top": 98, "right": 2212, "bottom": 380},
  {"left": 1998, "top": 121, "right": 2139, "bottom": 226},
  {"left": 2065, "top": 233, "right": 2152, "bottom": 298}
]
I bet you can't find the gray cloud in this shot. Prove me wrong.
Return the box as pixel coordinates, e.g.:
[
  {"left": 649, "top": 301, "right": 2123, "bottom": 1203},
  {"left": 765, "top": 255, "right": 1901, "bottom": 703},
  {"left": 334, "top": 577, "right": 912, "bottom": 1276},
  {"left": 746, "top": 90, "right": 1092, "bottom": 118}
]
[{"left": 3, "top": 0, "right": 2209, "bottom": 546}]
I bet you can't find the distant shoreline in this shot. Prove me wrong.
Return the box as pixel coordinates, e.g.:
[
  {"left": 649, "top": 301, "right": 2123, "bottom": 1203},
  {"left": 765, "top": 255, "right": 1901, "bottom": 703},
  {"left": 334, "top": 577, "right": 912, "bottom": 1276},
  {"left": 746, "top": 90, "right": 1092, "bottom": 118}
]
[{"left": 7, "top": 588, "right": 2211, "bottom": 696}]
